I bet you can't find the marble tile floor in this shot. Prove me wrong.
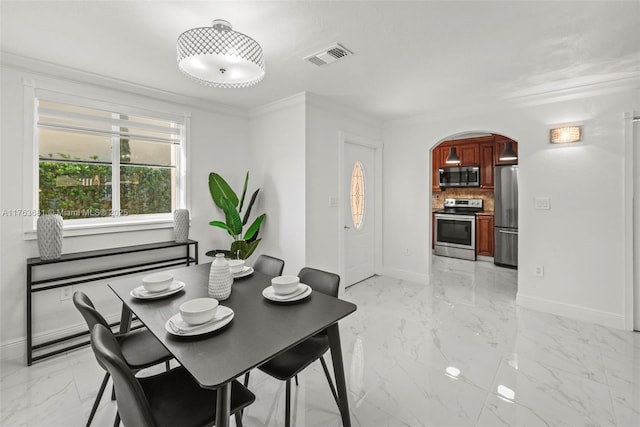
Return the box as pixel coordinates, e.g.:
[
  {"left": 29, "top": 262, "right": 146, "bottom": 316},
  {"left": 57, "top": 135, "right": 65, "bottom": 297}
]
[{"left": 1, "top": 256, "right": 639, "bottom": 426}]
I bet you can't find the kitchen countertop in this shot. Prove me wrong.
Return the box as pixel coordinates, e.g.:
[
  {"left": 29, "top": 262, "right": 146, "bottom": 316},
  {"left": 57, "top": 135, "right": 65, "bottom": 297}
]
[{"left": 433, "top": 210, "right": 494, "bottom": 216}]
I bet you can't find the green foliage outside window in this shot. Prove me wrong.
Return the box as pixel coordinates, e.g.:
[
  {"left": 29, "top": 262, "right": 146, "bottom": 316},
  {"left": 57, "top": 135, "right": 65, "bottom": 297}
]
[
  {"left": 39, "top": 161, "right": 172, "bottom": 219},
  {"left": 121, "top": 166, "right": 172, "bottom": 215}
]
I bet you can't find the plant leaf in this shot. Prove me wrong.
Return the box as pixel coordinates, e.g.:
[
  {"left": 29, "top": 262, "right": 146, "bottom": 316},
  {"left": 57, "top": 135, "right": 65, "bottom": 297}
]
[
  {"left": 244, "top": 213, "right": 266, "bottom": 241},
  {"left": 220, "top": 197, "right": 243, "bottom": 236},
  {"left": 242, "top": 188, "right": 260, "bottom": 225},
  {"left": 242, "top": 238, "right": 261, "bottom": 259},
  {"left": 208, "top": 220, "right": 234, "bottom": 237},
  {"left": 209, "top": 172, "right": 238, "bottom": 209},
  {"left": 230, "top": 240, "right": 247, "bottom": 259},
  {"left": 238, "top": 171, "right": 249, "bottom": 214}
]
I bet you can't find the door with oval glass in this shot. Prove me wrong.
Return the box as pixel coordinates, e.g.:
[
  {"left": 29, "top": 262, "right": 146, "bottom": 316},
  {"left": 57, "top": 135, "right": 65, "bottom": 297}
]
[{"left": 344, "top": 142, "right": 376, "bottom": 287}]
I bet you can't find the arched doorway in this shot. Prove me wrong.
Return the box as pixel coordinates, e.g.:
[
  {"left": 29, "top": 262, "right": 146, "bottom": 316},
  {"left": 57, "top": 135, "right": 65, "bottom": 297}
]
[{"left": 430, "top": 131, "right": 519, "bottom": 268}]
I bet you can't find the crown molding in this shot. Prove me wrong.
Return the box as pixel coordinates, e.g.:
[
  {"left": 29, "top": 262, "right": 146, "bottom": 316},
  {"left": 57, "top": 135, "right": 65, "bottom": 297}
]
[
  {"left": 0, "top": 52, "right": 248, "bottom": 118},
  {"left": 305, "top": 92, "right": 380, "bottom": 128},
  {"left": 248, "top": 92, "right": 307, "bottom": 118}
]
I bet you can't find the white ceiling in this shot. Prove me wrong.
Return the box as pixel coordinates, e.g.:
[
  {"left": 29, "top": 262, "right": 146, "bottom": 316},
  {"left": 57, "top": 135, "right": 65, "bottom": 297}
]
[{"left": 2, "top": 1, "right": 639, "bottom": 121}]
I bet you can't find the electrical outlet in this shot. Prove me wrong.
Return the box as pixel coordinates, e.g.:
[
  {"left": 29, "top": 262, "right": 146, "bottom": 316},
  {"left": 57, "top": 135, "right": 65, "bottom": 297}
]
[
  {"left": 534, "top": 265, "right": 544, "bottom": 277},
  {"left": 405, "top": 248, "right": 412, "bottom": 256},
  {"left": 60, "top": 286, "right": 73, "bottom": 300}
]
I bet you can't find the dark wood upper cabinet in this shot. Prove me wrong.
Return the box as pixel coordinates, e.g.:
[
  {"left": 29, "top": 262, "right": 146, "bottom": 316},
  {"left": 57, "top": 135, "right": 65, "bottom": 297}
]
[
  {"left": 432, "top": 135, "right": 516, "bottom": 192},
  {"left": 479, "top": 141, "right": 494, "bottom": 190}
]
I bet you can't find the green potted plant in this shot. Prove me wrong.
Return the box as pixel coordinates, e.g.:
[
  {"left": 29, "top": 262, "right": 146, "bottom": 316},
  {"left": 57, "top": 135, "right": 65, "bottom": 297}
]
[{"left": 206, "top": 171, "right": 266, "bottom": 260}]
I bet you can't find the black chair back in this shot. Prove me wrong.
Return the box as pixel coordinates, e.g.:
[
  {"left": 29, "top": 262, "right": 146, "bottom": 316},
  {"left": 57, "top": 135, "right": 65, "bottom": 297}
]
[
  {"left": 253, "top": 254, "right": 285, "bottom": 278},
  {"left": 91, "top": 324, "right": 157, "bottom": 427},
  {"left": 73, "top": 291, "right": 111, "bottom": 331},
  {"left": 298, "top": 267, "right": 340, "bottom": 298}
]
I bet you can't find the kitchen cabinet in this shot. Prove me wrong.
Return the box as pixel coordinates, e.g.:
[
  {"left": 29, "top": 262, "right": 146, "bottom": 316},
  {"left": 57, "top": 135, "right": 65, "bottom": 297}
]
[
  {"left": 439, "top": 142, "right": 478, "bottom": 166},
  {"left": 432, "top": 145, "right": 442, "bottom": 191},
  {"left": 495, "top": 136, "right": 518, "bottom": 165},
  {"left": 458, "top": 143, "right": 479, "bottom": 166},
  {"left": 479, "top": 141, "right": 494, "bottom": 190},
  {"left": 476, "top": 214, "right": 494, "bottom": 257}
]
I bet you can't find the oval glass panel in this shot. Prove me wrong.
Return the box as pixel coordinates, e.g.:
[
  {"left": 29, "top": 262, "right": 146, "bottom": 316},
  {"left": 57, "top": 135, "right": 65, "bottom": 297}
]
[{"left": 350, "top": 161, "right": 366, "bottom": 229}]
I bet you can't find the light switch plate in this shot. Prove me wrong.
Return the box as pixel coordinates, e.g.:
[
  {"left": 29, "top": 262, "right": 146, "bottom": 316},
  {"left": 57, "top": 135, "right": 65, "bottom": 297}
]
[{"left": 535, "top": 197, "right": 550, "bottom": 210}]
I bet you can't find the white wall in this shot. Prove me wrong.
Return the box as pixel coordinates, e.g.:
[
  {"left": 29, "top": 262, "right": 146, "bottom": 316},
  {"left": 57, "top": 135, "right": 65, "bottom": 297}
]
[
  {"left": 248, "top": 94, "right": 306, "bottom": 275},
  {"left": 383, "top": 87, "right": 640, "bottom": 329},
  {"left": 0, "top": 59, "right": 250, "bottom": 359},
  {"left": 305, "top": 94, "right": 381, "bottom": 277}
]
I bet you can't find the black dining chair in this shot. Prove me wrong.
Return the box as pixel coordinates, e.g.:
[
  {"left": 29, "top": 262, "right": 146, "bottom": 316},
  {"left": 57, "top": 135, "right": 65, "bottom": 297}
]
[
  {"left": 246, "top": 267, "right": 341, "bottom": 427},
  {"left": 73, "top": 291, "right": 173, "bottom": 427},
  {"left": 252, "top": 254, "right": 285, "bottom": 278},
  {"left": 90, "top": 324, "right": 255, "bottom": 427}
]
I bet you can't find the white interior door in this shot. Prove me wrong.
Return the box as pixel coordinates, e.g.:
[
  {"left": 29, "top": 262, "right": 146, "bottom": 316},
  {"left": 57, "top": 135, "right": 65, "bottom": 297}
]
[{"left": 343, "top": 142, "right": 376, "bottom": 287}]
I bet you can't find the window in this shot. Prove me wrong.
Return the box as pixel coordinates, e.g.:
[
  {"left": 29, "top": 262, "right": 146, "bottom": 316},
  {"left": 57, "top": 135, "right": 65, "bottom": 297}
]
[
  {"left": 35, "top": 96, "right": 185, "bottom": 228},
  {"left": 350, "top": 161, "right": 365, "bottom": 229}
]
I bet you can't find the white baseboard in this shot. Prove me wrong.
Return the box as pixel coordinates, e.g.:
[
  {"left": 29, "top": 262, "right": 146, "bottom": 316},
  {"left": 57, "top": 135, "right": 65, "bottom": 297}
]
[
  {"left": 516, "top": 293, "right": 627, "bottom": 330},
  {"left": 380, "top": 267, "right": 430, "bottom": 285},
  {"left": 0, "top": 313, "right": 121, "bottom": 364}
]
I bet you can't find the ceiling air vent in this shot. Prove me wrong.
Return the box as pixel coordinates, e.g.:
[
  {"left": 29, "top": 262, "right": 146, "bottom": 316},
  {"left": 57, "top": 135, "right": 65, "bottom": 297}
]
[{"left": 304, "top": 43, "right": 353, "bottom": 67}]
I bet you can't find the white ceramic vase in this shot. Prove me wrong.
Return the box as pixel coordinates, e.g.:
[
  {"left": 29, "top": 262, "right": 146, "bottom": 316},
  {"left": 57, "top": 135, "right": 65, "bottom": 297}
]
[
  {"left": 208, "top": 253, "right": 232, "bottom": 300},
  {"left": 173, "top": 209, "right": 190, "bottom": 243},
  {"left": 37, "top": 214, "right": 63, "bottom": 260}
]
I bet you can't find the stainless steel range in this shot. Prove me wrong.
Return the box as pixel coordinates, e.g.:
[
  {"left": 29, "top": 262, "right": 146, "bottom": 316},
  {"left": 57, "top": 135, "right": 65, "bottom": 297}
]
[{"left": 434, "top": 198, "right": 483, "bottom": 261}]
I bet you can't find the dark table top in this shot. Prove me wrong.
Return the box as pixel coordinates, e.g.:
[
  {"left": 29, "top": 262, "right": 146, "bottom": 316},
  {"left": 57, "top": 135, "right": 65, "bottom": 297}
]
[{"left": 108, "top": 262, "right": 357, "bottom": 389}]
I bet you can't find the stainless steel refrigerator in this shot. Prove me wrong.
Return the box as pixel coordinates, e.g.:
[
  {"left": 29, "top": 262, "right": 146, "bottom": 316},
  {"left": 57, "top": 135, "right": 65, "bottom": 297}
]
[{"left": 494, "top": 165, "right": 518, "bottom": 267}]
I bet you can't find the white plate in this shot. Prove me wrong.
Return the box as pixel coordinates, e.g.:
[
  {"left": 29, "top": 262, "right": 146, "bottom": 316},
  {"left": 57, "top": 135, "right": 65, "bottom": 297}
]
[
  {"left": 130, "top": 281, "right": 185, "bottom": 299},
  {"left": 165, "top": 306, "right": 234, "bottom": 336},
  {"left": 262, "top": 283, "right": 312, "bottom": 302},
  {"left": 233, "top": 266, "right": 254, "bottom": 278}
]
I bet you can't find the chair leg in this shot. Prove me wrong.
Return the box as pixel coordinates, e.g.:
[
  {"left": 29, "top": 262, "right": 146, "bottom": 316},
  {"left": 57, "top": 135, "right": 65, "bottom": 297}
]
[
  {"left": 165, "top": 360, "right": 170, "bottom": 371},
  {"left": 244, "top": 371, "right": 251, "bottom": 387},
  {"left": 86, "top": 372, "right": 110, "bottom": 427},
  {"left": 285, "top": 379, "right": 291, "bottom": 427},
  {"left": 235, "top": 411, "right": 243, "bottom": 427},
  {"left": 295, "top": 374, "right": 298, "bottom": 386},
  {"left": 113, "top": 411, "right": 120, "bottom": 427},
  {"left": 111, "top": 384, "right": 116, "bottom": 400},
  {"left": 320, "top": 356, "right": 339, "bottom": 407}
]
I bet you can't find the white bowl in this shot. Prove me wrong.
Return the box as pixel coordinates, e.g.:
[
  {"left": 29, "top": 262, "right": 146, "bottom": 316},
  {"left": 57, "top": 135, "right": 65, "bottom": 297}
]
[
  {"left": 180, "top": 298, "right": 219, "bottom": 325},
  {"left": 228, "top": 259, "right": 245, "bottom": 274},
  {"left": 142, "top": 272, "right": 173, "bottom": 293},
  {"left": 271, "top": 275, "right": 300, "bottom": 296}
]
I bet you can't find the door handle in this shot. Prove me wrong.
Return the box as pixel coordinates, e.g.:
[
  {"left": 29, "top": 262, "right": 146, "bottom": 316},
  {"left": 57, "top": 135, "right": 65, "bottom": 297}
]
[
  {"left": 344, "top": 226, "right": 350, "bottom": 229},
  {"left": 498, "top": 229, "right": 518, "bottom": 235}
]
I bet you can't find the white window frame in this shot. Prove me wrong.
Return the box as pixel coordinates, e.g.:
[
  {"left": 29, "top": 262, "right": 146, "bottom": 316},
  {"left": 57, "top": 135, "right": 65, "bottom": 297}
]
[{"left": 22, "top": 79, "right": 190, "bottom": 238}]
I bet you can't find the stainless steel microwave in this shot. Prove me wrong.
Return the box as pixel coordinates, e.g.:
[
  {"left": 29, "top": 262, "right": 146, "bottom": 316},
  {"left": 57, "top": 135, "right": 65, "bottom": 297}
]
[{"left": 438, "top": 166, "right": 480, "bottom": 188}]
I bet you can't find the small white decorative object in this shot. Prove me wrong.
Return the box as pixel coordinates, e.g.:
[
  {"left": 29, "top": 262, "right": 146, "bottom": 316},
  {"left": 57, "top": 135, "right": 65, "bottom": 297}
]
[
  {"left": 208, "top": 253, "right": 233, "bottom": 300},
  {"left": 37, "top": 214, "right": 63, "bottom": 260},
  {"left": 173, "top": 209, "right": 190, "bottom": 243}
]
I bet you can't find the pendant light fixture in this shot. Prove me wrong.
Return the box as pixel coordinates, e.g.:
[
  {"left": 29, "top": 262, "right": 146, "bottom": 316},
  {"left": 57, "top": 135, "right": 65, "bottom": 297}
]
[
  {"left": 177, "top": 19, "right": 265, "bottom": 88},
  {"left": 445, "top": 147, "right": 461, "bottom": 164},
  {"left": 499, "top": 140, "right": 518, "bottom": 161}
]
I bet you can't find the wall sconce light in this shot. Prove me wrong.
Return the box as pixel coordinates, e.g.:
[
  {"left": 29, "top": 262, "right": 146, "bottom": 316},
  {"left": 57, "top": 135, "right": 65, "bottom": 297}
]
[
  {"left": 550, "top": 126, "right": 582, "bottom": 144},
  {"left": 499, "top": 140, "right": 518, "bottom": 161},
  {"left": 445, "top": 147, "right": 461, "bottom": 164}
]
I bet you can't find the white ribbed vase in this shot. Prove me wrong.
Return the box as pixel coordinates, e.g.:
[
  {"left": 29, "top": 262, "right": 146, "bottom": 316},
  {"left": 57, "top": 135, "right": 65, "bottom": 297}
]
[
  {"left": 37, "top": 214, "right": 63, "bottom": 260},
  {"left": 173, "top": 209, "right": 190, "bottom": 243},
  {"left": 208, "top": 253, "right": 232, "bottom": 300}
]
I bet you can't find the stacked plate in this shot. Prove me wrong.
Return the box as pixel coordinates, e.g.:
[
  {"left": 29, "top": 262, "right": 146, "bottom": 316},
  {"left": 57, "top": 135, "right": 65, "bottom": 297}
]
[
  {"left": 263, "top": 275, "right": 312, "bottom": 302},
  {"left": 131, "top": 272, "right": 185, "bottom": 299}
]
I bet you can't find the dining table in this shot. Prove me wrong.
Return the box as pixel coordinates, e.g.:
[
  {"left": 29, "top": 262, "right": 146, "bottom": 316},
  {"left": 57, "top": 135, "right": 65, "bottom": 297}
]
[{"left": 109, "top": 262, "right": 357, "bottom": 427}]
